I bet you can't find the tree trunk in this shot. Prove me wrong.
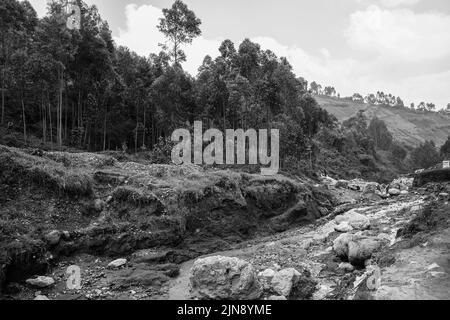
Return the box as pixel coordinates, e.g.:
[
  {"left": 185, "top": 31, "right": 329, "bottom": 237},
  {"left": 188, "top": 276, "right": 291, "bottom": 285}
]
[
  {"left": 58, "top": 68, "right": 63, "bottom": 150},
  {"left": 103, "top": 105, "right": 107, "bottom": 151},
  {"left": 1, "top": 33, "right": 6, "bottom": 125},
  {"left": 21, "top": 96, "right": 27, "bottom": 143},
  {"left": 42, "top": 93, "right": 46, "bottom": 143},
  {"left": 142, "top": 108, "right": 146, "bottom": 148}
]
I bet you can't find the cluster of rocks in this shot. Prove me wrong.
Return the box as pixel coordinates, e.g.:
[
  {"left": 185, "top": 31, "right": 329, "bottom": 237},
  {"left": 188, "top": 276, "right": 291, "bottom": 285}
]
[
  {"left": 320, "top": 175, "right": 414, "bottom": 200},
  {"left": 332, "top": 210, "right": 388, "bottom": 267},
  {"left": 189, "top": 256, "right": 315, "bottom": 300}
]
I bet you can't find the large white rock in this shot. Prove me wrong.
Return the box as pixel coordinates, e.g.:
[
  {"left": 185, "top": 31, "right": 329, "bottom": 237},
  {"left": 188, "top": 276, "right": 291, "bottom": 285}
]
[
  {"left": 335, "top": 210, "right": 370, "bottom": 230},
  {"left": 107, "top": 258, "right": 127, "bottom": 269},
  {"left": 271, "top": 268, "right": 301, "bottom": 297},
  {"left": 26, "top": 276, "right": 55, "bottom": 288},
  {"left": 190, "top": 256, "right": 262, "bottom": 300},
  {"left": 335, "top": 221, "right": 353, "bottom": 233},
  {"left": 34, "top": 295, "right": 50, "bottom": 300}
]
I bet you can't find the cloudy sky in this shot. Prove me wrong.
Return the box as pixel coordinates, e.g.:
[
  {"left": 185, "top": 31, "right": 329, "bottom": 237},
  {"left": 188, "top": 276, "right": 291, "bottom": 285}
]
[{"left": 29, "top": 0, "right": 450, "bottom": 109}]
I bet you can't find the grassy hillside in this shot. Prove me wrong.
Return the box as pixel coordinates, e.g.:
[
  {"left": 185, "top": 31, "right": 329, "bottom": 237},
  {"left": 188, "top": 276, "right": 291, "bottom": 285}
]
[{"left": 315, "top": 95, "right": 450, "bottom": 148}]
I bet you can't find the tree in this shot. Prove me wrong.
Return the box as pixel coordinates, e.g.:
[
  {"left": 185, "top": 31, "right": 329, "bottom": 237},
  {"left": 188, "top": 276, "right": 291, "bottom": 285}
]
[
  {"left": 309, "top": 81, "right": 319, "bottom": 94},
  {"left": 157, "top": 0, "right": 201, "bottom": 65},
  {"left": 390, "top": 143, "right": 407, "bottom": 161},
  {"left": 441, "top": 136, "right": 450, "bottom": 159},
  {"left": 410, "top": 140, "right": 440, "bottom": 169},
  {"left": 352, "top": 93, "right": 363, "bottom": 102},
  {"left": 395, "top": 97, "right": 404, "bottom": 107},
  {"left": 368, "top": 117, "right": 393, "bottom": 150},
  {"left": 426, "top": 103, "right": 435, "bottom": 112}
]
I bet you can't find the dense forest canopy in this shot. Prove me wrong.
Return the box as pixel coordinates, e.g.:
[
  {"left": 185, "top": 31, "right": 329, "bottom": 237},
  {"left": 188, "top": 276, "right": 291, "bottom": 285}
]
[{"left": 0, "top": 0, "right": 447, "bottom": 180}]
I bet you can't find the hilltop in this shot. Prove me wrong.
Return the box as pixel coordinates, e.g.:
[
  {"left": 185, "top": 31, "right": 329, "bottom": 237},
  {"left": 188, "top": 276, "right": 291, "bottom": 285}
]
[{"left": 315, "top": 95, "right": 450, "bottom": 148}]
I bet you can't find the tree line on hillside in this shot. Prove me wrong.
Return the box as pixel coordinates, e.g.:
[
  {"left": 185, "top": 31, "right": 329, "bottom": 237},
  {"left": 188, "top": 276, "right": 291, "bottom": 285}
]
[
  {"left": 0, "top": 0, "right": 447, "bottom": 179},
  {"left": 309, "top": 78, "right": 448, "bottom": 113}
]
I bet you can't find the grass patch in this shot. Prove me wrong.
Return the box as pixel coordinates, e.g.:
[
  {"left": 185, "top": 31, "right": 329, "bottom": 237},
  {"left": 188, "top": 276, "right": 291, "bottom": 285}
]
[
  {"left": 0, "top": 145, "right": 93, "bottom": 196},
  {"left": 112, "top": 186, "right": 160, "bottom": 206}
]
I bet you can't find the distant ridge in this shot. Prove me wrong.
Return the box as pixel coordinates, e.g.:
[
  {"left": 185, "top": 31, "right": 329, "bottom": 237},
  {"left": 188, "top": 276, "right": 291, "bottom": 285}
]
[{"left": 315, "top": 95, "right": 450, "bottom": 148}]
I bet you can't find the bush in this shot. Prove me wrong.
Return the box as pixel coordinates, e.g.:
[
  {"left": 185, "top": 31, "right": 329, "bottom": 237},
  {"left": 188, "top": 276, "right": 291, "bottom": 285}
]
[{"left": 149, "top": 137, "right": 176, "bottom": 164}]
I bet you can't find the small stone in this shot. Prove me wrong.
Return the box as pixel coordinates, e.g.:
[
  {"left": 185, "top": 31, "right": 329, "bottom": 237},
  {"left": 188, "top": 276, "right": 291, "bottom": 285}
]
[
  {"left": 400, "top": 190, "right": 409, "bottom": 195},
  {"left": 388, "top": 188, "right": 401, "bottom": 196},
  {"left": 338, "top": 262, "right": 355, "bottom": 272},
  {"left": 26, "top": 276, "right": 55, "bottom": 288},
  {"left": 93, "top": 199, "right": 105, "bottom": 212},
  {"left": 44, "top": 230, "right": 61, "bottom": 246},
  {"left": 267, "top": 295, "right": 287, "bottom": 300},
  {"left": 107, "top": 258, "right": 127, "bottom": 269},
  {"left": 62, "top": 231, "right": 70, "bottom": 240},
  {"left": 258, "top": 268, "right": 276, "bottom": 281}
]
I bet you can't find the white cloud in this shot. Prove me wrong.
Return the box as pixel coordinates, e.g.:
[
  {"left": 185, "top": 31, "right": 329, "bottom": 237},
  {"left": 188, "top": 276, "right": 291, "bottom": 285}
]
[
  {"left": 357, "top": 0, "right": 421, "bottom": 8},
  {"left": 379, "top": 0, "right": 420, "bottom": 7},
  {"left": 347, "top": 5, "right": 450, "bottom": 62},
  {"left": 27, "top": 0, "right": 49, "bottom": 17}
]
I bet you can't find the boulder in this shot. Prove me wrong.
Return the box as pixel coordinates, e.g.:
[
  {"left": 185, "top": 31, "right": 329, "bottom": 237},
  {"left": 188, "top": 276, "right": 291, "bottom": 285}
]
[
  {"left": 34, "top": 295, "right": 50, "bottom": 300},
  {"left": 334, "top": 221, "right": 353, "bottom": 233},
  {"left": 107, "top": 258, "right": 127, "bottom": 269},
  {"left": 271, "top": 268, "right": 301, "bottom": 297},
  {"left": 335, "top": 210, "right": 370, "bottom": 230},
  {"left": 400, "top": 190, "right": 409, "bottom": 195},
  {"left": 26, "top": 276, "right": 55, "bottom": 288},
  {"left": 388, "top": 188, "right": 401, "bottom": 196},
  {"left": 190, "top": 256, "right": 262, "bottom": 300},
  {"left": 333, "top": 233, "right": 353, "bottom": 258},
  {"left": 348, "top": 237, "right": 384, "bottom": 265},
  {"left": 333, "top": 234, "right": 385, "bottom": 266},
  {"left": 44, "top": 230, "right": 61, "bottom": 246}
]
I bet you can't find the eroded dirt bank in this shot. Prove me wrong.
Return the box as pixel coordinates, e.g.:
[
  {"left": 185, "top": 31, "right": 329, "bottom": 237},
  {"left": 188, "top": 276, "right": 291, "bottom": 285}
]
[{"left": 0, "top": 145, "right": 334, "bottom": 299}]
